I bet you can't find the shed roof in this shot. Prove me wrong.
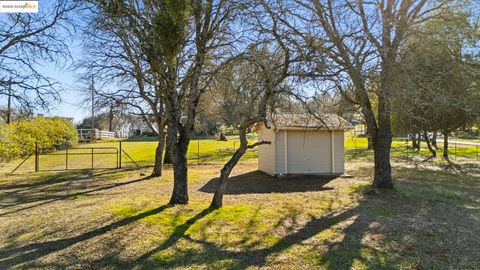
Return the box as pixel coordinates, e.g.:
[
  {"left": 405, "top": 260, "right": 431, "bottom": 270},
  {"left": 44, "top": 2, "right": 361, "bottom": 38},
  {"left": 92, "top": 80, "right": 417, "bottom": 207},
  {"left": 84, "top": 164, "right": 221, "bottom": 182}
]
[{"left": 268, "top": 113, "right": 354, "bottom": 130}]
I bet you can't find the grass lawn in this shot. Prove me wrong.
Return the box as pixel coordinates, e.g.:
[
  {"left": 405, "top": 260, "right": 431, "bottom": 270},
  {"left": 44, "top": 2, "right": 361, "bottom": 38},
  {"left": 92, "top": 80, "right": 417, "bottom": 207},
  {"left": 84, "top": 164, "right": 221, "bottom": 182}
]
[
  {"left": 1, "top": 158, "right": 479, "bottom": 269},
  {"left": 2, "top": 133, "right": 478, "bottom": 174},
  {"left": 0, "top": 137, "right": 258, "bottom": 173},
  {"left": 345, "top": 133, "right": 479, "bottom": 164}
]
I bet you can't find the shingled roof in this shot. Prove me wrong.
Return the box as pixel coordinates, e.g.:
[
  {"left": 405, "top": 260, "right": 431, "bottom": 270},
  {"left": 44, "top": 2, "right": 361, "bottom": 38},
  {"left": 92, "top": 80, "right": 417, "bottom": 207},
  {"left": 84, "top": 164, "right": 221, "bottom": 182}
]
[{"left": 269, "top": 113, "right": 354, "bottom": 130}]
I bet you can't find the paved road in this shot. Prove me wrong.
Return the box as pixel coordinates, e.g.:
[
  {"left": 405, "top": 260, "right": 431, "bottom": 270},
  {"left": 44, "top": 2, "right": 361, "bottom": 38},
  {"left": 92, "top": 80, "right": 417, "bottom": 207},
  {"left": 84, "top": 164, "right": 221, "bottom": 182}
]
[
  {"left": 448, "top": 140, "right": 479, "bottom": 146},
  {"left": 437, "top": 138, "right": 480, "bottom": 147},
  {"left": 401, "top": 137, "right": 480, "bottom": 148}
]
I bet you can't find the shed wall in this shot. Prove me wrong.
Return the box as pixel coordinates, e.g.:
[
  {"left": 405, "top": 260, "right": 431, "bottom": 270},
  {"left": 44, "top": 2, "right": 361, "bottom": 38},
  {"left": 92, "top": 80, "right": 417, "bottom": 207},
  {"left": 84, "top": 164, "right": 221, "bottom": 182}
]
[
  {"left": 333, "top": 130, "right": 345, "bottom": 173},
  {"left": 275, "top": 130, "right": 286, "bottom": 174},
  {"left": 257, "top": 124, "right": 276, "bottom": 175}
]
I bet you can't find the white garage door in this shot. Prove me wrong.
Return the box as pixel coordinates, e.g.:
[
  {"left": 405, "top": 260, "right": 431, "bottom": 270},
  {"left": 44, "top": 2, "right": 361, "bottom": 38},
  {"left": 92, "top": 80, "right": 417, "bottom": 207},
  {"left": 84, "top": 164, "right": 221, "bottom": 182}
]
[{"left": 286, "top": 130, "right": 332, "bottom": 174}]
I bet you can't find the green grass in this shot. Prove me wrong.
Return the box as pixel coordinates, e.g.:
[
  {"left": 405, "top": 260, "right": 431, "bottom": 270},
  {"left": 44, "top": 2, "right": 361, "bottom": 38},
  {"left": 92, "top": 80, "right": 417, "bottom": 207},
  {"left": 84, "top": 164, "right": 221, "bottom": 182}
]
[
  {"left": 344, "top": 132, "right": 479, "bottom": 163},
  {"left": 1, "top": 131, "right": 479, "bottom": 268},
  {"left": 1, "top": 157, "right": 479, "bottom": 269},
  {"left": 118, "top": 138, "right": 258, "bottom": 166},
  {"left": 3, "top": 132, "right": 477, "bottom": 174},
  {"left": 0, "top": 136, "right": 258, "bottom": 173}
]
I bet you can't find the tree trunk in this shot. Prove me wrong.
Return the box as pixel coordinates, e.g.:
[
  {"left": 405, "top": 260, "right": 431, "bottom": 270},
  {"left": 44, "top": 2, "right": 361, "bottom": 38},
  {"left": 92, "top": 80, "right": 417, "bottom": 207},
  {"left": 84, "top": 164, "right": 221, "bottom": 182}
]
[
  {"left": 219, "top": 132, "right": 227, "bottom": 141},
  {"left": 210, "top": 129, "right": 248, "bottom": 209},
  {"left": 372, "top": 132, "right": 394, "bottom": 189},
  {"left": 168, "top": 134, "right": 190, "bottom": 205},
  {"left": 151, "top": 131, "right": 166, "bottom": 177},
  {"left": 423, "top": 131, "right": 436, "bottom": 158},
  {"left": 432, "top": 133, "right": 438, "bottom": 149},
  {"left": 350, "top": 69, "right": 393, "bottom": 189},
  {"left": 163, "top": 74, "right": 191, "bottom": 205},
  {"left": 164, "top": 133, "right": 172, "bottom": 164},
  {"left": 414, "top": 133, "right": 422, "bottom": 151},
  {"left": 371, "top": 79, "right": 393, "bottom": 189},
  {"left": 108, "top": 107, "right": 114, "bottom": 132},
  {"left": 169, "top": 150, "right": 188, "bottom": 204},
  {"left": 411, "top": 135, "right": 418, "bottom": 150},
  {"left": 364, "top": 128, "right": 372, "bottom": 150},
  {"left": 443, "top": 131, "right": 449, "bottom": 160},
  {"left": 6, "top": 81, "right": 11, "bottom": 124}
]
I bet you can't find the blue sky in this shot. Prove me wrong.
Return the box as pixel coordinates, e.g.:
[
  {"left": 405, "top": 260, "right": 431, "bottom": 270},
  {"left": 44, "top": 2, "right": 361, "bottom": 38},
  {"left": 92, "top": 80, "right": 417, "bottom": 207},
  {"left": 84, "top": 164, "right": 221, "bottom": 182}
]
[
  {"left": 31, "top": 2, "right": 90, "bottom": 123},
  {"left": 36, "top": 45, "right": 89, "bottom": 123},
  {"left": 0, "top": 1, "right": 90, "bottom": 123},
  {"left": 0, "top": 9, "right": 90, "bottom": 123},
  {"left": 9, "top": 0, "right": 480, "bottom": 124}
]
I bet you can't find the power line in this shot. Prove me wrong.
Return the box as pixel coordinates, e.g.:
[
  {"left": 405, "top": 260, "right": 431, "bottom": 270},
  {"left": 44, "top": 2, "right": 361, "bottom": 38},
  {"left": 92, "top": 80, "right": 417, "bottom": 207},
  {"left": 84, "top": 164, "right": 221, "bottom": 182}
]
[{"left": 61, "top": 100, "right": 84, "bottom": 108}]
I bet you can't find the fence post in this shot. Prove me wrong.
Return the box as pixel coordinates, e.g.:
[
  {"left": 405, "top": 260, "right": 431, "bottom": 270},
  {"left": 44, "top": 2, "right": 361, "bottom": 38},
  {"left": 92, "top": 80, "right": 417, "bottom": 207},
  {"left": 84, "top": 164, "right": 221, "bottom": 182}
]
[
  {"left": 406, "top": 137, "right": 409, "bottom": 163},
  {"left": 353, "top": 134, "right": 357, "bottom": 156},
  {"left": 119, "top": 141, "right": 122, "bottom": 169},
  {"left": 65, "top": 147, "right": 68, "bottom": 170},
  {"left": 35, "top": 142, "right": 39, "bottom": 172},
  {"left": 454, "top": 139, "right": 457, "bottom": 161},
  {"left": 91, "top": 148, "right": 94, "bottom": 170}
]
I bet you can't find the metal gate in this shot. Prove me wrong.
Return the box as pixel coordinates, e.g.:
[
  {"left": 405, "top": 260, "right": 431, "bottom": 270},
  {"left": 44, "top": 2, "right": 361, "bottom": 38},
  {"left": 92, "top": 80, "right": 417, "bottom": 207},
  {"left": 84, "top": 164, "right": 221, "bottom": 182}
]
[
  {"left": 10, "top": 142, "right": 146, "bottom": 173},
  {"left": 37, "top": 147, "right": 119, "bottom": 172},
  {"left": 11, "top": 143, "right": 119, "bottom": 173}
]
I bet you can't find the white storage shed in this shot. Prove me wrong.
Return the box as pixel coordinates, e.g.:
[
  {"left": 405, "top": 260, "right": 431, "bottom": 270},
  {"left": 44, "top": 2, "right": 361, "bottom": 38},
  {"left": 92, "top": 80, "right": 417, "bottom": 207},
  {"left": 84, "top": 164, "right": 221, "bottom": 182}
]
[{"left": 255, "top": 114, "right": 353, "bottom": 176}]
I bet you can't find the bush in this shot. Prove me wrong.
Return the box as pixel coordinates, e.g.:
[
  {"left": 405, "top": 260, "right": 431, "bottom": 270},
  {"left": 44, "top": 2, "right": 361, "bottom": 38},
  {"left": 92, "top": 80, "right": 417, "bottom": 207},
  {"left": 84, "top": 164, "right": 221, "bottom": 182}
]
[{"left": 0, "top": 117, "right": 78, "bottom": 162}]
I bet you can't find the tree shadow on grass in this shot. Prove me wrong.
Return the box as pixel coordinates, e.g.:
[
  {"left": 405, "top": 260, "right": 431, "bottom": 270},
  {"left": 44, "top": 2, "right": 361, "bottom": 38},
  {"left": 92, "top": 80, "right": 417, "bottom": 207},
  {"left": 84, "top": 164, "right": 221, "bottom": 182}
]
[
  {"left": 0, "top": 192, "right": 388, "bottom": 269},
  {"left": 199, "top": 171, "right": 336, "bottom": 194},
  {"left": 136, "top": 171, "right": 480, "bottom": 270},
  {"left": 134, "top": 206, "right": 361, "bottom": 269},
  {"left": 318, "top": 208, "right": 387, "bottom": 269},
  {"left": 131, "top": 207, "right": 215, "bottom": 266},
  {"left": 4, "top": 166, "right": 479, "bottom": 269},
  {"left": 0, "top": 171, "right": 88, "bottom": 191},
  {"left": 0, "top": 168, "right": 139, "bottom": 192},
  {"left": 0, "top": 175, "right": 150, "bottom": 217},
  {"left": 0, "top": 204, "right": 172, "bottom": 269}
]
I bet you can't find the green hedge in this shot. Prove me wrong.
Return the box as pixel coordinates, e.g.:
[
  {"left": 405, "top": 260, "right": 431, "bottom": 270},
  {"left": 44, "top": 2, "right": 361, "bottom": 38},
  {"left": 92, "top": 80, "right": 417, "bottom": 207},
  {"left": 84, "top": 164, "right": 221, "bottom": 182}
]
[{"left": 0, "top": 117, "right": 78, "bottom": 162}]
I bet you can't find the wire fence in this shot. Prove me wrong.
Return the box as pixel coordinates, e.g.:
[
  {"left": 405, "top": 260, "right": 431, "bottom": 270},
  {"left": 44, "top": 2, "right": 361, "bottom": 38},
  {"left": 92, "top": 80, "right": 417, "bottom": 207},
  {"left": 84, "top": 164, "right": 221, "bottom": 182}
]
[
  {"left": 346, "top": 132, "right": 480, "bottom": 165},
  {"left": 2, "top": 132, "right": 477, "bottom": 174},
  {"left": 0, "top": 136, "right": 258, "bottom": 174},
  {"left": 118, "top": 137, "right": 258, "bottom": 168}
]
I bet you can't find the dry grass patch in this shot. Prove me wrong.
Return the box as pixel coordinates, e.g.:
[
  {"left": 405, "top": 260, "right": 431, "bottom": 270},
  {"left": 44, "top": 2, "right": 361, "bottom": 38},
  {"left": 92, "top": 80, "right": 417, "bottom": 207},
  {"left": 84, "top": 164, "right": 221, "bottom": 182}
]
[{"left": 0, "top": 160, "right": 479, "bottom": 269}]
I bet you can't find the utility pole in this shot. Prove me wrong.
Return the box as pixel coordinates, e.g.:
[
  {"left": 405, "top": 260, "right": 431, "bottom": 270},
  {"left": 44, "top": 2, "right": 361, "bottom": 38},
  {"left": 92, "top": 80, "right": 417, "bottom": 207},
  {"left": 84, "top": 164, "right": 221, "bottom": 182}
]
[
  {"left": 91, "top": 75, "right": 95, "bottom": 130},
  {"left": 6, "top": 78, "right": 12, "bottom": 124}
]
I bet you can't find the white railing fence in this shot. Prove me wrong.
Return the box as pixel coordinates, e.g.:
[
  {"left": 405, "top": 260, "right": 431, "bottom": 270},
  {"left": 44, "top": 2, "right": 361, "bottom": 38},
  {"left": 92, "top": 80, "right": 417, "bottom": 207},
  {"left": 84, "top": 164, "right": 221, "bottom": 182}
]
[{"left": 78, "top": 129, "right": 116, "bottom": 140}]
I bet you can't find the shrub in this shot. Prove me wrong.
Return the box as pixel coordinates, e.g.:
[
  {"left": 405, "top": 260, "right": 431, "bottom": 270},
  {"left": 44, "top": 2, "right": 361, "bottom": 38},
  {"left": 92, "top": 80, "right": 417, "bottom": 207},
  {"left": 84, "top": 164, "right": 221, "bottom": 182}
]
[{"left": 0, "top": 117, "right": 78, "bottom": 162}]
